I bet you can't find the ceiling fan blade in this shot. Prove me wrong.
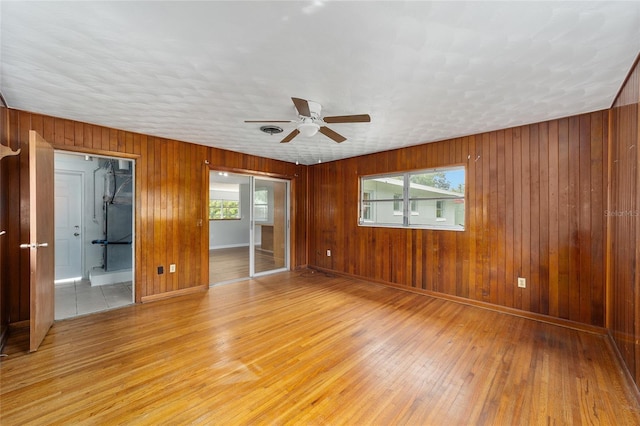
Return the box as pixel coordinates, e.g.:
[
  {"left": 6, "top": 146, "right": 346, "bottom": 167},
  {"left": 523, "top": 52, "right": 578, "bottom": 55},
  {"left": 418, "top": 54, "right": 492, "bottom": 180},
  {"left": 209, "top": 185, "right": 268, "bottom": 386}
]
[
  {"left": 244, "top": 120, "right": 294, "bottom": 123},
  {"left": 323, "top": 114, "right": 371, "bottom": 123},
  {"left": 281, "top": 129, "right": 300, "bottom": 143},
  {"left": 319, "top": 126, "right": 346, "bottom": 143},
  {"left": 291, "top": 97, "right": 311, "bottom": 117}
]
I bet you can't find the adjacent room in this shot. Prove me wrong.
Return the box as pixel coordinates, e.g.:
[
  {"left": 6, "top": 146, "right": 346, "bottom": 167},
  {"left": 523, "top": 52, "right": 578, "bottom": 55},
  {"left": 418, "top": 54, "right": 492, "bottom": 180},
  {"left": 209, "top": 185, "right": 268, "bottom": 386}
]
[
  {"left": 54, "top": 152, "right": 134, "bottom": 319},
  {"left": 1, "top": 1, "right": 640, "bottom": 424}
]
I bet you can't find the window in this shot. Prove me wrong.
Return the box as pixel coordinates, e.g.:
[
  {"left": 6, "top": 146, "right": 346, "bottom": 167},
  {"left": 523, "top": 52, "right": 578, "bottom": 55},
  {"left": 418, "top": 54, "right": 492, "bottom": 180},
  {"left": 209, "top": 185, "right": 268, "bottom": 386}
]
[
  {"left": 254, "top": 188, "right": 269, "bottom": 222},
  {"left": 209, "top": 200, "right": 240, "bottom": 220},
  {"left": 393, "top": 194, "right": 402, "bottom": 213},
  {"left": 362, "top": 191, "right": 372, "bottom": 220},
  {"left": 436, "top": 200, "right": 444, "bottom": 219},
  {"left": 209, "top": 183, "right": 241, "bottom": 220},
  {"left": 359, "top": 166, "right": 465, "bottom": 230}
]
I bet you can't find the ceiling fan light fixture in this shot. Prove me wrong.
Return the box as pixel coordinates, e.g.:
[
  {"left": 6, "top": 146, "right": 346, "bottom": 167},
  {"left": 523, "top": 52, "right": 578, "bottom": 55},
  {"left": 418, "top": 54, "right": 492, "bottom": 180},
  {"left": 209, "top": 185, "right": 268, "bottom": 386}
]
[{"left": 298, "top": 121, "right": 320, "bottom": 137}]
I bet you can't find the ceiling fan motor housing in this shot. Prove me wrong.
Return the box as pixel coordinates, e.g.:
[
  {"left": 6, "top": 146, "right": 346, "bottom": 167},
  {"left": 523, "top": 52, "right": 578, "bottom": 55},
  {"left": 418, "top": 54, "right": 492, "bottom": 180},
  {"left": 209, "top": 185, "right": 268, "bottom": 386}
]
[{"left": 304, "top": 100, "right": 322, "bottom": 119}]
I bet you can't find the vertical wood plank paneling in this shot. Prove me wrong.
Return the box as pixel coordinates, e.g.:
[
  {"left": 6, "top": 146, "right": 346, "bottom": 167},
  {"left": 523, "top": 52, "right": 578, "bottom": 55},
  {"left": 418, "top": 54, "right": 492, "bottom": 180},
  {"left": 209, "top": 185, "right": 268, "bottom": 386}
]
[
  {"left": 496, "top": 131, "right": 506, "bottom": 306},
  {"left": 481, "top": 133, "right": 490, "bottom": 302},
  {"left": 308, "top": 110, "right": 610, "bottom": 328},
  {"left": 590, "top": 112, "right": 605, "bottom": 326},
  {"left": 504, "top": 129, "right": 514, "bottom": 308},
  {"left": 158, "top": 139, "right": 168, "bottom": 295},
  {"left": 538, "top": 122, "right": 550, "bottom": 315},
  {"left": 579, "top": 115, "right": 592, "bottom": 324},
  {"left": 5, "top": 109, "right": 306, "bottom": 318},
  {"left": 0, "top": 105, "right": 9, "bottom": 347},
  {"left": 6, "top": 109, "right": 22, "bottom": 322},
  {"left": 557, "top": 118, "right": 570, "bottom": 320},
  {"left": 548, "top": 120, "right": 560, "bottom": 317},
  {"left": 512, "top": 128, "right": 523, "bottom": 310},
  {"left": 529, "top": 124, "right": 540, "bottom": 314},
  {"left": 18, "top": 112, "right": 32, "bottom": 319},
  {"left": 568, "top": 116, "right": 581, "bottom": 322},
  {"left": 54, "top": 118, "right": 64, "bottom": 145},
  {"left": 467, "top": 135, "right": 477, "bottom": 297},
  {"left": 64, "top": 120, "right": 74, "bottom": 146},
  {"left": 488, "top": 131, "right": 498, "bottom": 303},
  {"left": 609, "top": 56, "right": 640, "bottom": 388},
  {"left": 520, "top": 126, "right": 531, "bottom": 312}
]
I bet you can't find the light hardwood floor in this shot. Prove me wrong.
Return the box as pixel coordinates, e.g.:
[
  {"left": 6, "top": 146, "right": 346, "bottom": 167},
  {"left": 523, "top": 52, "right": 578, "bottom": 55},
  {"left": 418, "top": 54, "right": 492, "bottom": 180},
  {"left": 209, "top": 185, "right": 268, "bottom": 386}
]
[
  {"left": 1, "top": 271, "right": 639, "bottom": 424},
  {"left": 209, "top": 246, "right": 277, "bottom": 284}
]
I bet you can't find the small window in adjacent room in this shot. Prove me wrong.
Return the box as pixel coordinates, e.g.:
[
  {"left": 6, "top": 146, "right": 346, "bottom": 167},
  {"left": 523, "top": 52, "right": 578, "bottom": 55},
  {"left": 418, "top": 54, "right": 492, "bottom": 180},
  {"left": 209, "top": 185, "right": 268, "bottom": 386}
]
[
  {"left": 209, "top": 183, "right": 241, "bottom": 220},
  {"left": 359, "top": 166, "right": 465, "bottom": 230},
  {"left": 254, "top": 188, "right": 269, "bottom": 222}
]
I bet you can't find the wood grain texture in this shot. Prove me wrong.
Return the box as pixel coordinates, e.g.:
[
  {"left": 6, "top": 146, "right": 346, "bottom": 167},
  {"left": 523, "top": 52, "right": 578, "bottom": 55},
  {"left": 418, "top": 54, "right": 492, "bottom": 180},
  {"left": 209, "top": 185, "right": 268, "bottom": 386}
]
[
  {"left": 3, "top": 110, "right": 307, "bottom": 322},
  {"left": 308, "top": 110, "right": 609, "bottom": 327},
  {"left": 27, "top": 131, "right": 55, "bottom": 352},
  {"left": 0, "top": 105, "right": 10, "bottom": 351},
  {"left": 1, "top": 272, "right": 638, "bottom": 424},
  {"left": 609, "top": 56, "right": 640, "bottom": 387},
  {"left": 209, "top": 246, "right": 277, "bottom": 284}
]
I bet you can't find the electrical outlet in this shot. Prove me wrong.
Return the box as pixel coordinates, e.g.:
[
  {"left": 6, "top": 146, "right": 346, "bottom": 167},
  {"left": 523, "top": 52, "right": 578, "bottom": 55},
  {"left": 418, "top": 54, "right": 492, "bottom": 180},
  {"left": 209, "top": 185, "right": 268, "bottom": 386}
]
[
  {"left": 517, "top": 277, "right": 526, "bottom": 288},
  {"left": 170, "top": 264, "right": 176, "bottom": 273},
  {"left": 327, "top": 249, "right": 331, "bottom": 257}
]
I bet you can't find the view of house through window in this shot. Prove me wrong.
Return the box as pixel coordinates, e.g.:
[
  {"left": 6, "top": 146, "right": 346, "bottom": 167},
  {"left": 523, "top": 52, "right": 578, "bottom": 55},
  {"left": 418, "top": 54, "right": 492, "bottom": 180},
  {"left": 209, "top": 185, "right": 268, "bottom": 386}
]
[{"left": 359, "top": 166, "right": 465, "bottom": 230}]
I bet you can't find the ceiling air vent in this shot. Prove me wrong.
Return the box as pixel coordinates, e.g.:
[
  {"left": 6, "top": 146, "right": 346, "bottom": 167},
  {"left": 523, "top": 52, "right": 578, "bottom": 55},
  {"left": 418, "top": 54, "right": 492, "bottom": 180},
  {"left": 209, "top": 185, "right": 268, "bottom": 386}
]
[{"left": 260, "top": 125, "right": 283, "bottom": 135}]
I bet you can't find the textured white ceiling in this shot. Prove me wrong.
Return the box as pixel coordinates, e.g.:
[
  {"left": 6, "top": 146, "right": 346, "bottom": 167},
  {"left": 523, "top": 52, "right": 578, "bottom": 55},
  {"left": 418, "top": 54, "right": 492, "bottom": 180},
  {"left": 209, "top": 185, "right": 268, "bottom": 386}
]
[{"left": 1, "top": 1, "right": 639, "bottom": 165}]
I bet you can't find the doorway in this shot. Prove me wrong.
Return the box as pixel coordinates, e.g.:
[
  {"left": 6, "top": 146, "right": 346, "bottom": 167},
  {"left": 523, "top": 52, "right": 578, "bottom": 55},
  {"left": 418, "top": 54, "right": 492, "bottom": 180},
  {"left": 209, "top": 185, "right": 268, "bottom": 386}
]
[
  {"left": 209, "top": 171, "right": 289, "bottom": 284},
  {"left": 53, "top": 152, "right": 135, "bottom": 319}
]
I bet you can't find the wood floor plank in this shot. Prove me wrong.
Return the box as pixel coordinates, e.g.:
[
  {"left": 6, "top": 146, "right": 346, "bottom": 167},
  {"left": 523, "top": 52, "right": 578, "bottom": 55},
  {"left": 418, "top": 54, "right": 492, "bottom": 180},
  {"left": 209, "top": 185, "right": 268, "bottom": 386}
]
[
  {"left": 1, "top": 271, "right": 639, "bottom": 425},
  {"left": 209, "top": 246, "right": 276, "bottom": 284}
]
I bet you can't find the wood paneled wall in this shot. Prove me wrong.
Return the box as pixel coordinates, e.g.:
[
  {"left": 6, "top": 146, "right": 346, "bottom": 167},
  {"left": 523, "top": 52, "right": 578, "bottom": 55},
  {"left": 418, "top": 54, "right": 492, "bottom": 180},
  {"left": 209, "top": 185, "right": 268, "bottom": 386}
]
[
  {"left": 308, "top": 111, "right": 609, "bottom": 327},
  {"left": 3, "top": 109, "right": 307, "bottom": 322},
  {"left": 1, "top": 104, "right": 12, "bottom": 349},
  {"left": 609, "top": 56, "right": 640, "bottom": 385}
]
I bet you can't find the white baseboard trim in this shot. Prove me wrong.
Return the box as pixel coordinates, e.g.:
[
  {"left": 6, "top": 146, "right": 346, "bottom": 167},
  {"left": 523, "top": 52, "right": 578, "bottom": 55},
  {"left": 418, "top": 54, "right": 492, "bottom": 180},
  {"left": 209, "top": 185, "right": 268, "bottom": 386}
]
[{"left": 90, "top": 268, "right": 133, "bottom": 286}]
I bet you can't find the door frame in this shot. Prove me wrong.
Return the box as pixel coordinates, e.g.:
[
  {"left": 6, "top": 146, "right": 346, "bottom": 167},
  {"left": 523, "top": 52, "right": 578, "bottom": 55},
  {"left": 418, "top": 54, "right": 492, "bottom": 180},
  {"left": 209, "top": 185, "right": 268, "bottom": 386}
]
[
  {"left": 208, "top": 168, "right": 291, "bottom": 283},
  {"left": 53, "top": 149, "right": 136, "bottom": 305}
]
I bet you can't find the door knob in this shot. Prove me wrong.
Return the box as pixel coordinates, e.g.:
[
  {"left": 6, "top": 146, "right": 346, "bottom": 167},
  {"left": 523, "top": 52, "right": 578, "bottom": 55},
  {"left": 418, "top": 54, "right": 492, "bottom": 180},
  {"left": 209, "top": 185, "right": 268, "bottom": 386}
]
[
  {"left": 19, "top": 243, "right": 49, "bottom": 249},
  {"left": 74, "top": 232, "right": 80, "bottom": 236}
]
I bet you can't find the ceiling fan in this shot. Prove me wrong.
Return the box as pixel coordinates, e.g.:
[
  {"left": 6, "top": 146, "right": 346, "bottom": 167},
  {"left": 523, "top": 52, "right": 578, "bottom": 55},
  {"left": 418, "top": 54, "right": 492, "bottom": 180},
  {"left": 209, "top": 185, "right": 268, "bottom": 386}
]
[{"left": 245, "top": 97, "right": 371, "bottom": 143}]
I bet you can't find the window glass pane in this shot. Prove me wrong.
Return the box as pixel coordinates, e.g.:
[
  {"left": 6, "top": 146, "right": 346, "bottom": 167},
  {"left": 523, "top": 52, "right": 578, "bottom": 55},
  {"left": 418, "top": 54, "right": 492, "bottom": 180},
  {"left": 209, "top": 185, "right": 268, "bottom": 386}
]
[
  {"left": 360, "top": 167, "right": 465, "bottom": 230},
  {"left": 254, "top": 205, "right": 268, "bottom": 221},
  {"left": 360, "top": 200, "right": 404, "bottom": 225},
  {"left": 408, "top": 199, "right": 465, "bottom": 229},
  {"left": 361, "top": 176, "right": 405, "bottom": 200},
  {"left": 254, "top": 188, "right": 269, "bottom": 221},
  {"left": 362, "top": 192, "right": 372, "bottom": 220}
]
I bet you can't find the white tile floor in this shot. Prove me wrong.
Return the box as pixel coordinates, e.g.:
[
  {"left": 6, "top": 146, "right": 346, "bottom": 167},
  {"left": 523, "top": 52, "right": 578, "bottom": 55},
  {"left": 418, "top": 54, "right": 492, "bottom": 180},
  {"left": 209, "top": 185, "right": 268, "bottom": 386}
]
[{"left": 55, "top": 280, "right": 133, "bottom": 320}]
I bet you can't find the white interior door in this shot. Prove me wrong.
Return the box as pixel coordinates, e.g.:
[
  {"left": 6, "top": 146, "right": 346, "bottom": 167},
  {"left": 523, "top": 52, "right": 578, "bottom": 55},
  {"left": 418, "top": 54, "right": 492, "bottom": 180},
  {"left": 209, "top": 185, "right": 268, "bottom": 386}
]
[{"left": 54, "top": 171, "right": 83, "bottom": 281}]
